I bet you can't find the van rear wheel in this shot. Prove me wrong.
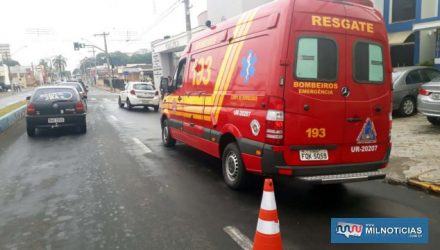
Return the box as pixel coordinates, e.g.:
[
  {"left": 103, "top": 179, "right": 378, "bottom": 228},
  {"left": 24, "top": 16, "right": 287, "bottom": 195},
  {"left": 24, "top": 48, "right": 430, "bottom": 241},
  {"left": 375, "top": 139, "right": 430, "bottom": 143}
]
[{"left": 222, "top": 143, "right": 249, "bottom": 190}]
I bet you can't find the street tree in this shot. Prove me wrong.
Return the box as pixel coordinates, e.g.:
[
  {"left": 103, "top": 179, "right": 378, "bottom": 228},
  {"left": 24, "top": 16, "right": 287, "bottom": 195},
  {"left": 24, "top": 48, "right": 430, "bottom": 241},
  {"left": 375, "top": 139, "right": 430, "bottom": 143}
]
[{"left": 52, "top": 55, "right": 67, "bottom": 80}]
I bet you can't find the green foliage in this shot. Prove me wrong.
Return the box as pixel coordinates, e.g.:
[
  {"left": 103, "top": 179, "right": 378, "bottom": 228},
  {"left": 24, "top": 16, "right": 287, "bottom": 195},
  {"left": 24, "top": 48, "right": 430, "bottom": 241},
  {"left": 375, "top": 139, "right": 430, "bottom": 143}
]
[
  {"left": 1, "top": 59, "right": 20, "bottom": 66},
  {"left": 418, "top": 59, "right": 434, "bottom": 67},
  {"left": 84, "top": 51, "right": 152, "bottom": 69}
]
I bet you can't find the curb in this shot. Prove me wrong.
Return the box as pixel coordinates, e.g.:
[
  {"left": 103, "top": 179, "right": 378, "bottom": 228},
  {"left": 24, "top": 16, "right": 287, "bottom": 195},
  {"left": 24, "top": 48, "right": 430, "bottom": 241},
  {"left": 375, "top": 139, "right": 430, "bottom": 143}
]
[
  {"left": 408, "top": 179, "right": 440, "bottom": 194},
  {"left": 0, "top": 101, "right": 27, "bottom": 134}
]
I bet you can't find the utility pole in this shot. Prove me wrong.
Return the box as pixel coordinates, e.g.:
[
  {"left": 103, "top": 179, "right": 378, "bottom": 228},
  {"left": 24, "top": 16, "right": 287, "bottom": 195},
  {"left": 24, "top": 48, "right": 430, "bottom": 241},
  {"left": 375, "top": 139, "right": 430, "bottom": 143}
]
[
  {"left": 183, "top": 0, "right": 192, "bottom": 41},
  {"left": 89, "top": 47, "right": 97, "bottom": 85},
  {"left": 94, "top": 32, "right": 114, "bottom": 90}
]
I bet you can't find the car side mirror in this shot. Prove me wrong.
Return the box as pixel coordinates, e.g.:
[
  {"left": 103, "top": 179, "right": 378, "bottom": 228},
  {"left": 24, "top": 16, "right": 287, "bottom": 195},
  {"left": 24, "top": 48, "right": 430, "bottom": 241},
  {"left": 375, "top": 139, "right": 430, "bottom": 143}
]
[{"left": 26, "top": 96, "right": 31, "bottom": 101}]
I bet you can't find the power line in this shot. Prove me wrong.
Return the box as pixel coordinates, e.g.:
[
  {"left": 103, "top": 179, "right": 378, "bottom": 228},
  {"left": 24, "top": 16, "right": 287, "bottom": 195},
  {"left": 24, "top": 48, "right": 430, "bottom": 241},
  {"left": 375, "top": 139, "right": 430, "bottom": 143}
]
[{"left": 136, "top": 0, "right": 183, "bottom": 40}]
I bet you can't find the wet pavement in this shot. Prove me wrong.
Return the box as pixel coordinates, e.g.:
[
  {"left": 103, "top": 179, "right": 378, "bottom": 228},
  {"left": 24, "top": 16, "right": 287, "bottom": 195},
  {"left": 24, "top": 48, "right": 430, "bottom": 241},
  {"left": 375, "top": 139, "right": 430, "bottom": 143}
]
[
  {"left": 385, "top": 114, "right": 440, "bottom": 190},
  {"left": 0, "top": 87, "right": 439, "bottom": 249}
]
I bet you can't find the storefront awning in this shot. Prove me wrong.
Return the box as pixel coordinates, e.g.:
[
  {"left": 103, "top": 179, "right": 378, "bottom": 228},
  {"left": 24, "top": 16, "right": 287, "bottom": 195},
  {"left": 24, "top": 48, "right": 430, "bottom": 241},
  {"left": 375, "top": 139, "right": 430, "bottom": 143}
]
[
  {"left": 413, "top": 20, "right": 440, "bottom": 31},
  {"left": 388, "top": 31, "right": 413, "bottom": 45}
]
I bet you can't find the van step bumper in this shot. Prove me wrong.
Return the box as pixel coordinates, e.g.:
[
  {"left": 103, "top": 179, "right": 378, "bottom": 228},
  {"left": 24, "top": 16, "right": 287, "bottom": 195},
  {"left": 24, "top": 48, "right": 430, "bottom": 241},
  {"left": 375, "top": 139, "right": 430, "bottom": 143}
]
[{"left": 295, "top": 171, "right": 385, "bottom": 184}]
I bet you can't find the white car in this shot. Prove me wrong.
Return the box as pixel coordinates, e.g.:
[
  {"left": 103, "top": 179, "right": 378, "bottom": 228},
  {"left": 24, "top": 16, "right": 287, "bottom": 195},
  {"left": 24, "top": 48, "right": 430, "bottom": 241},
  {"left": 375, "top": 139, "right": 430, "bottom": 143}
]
[{"left": 118, "top": 82, "right": 160, "bottom": 111}]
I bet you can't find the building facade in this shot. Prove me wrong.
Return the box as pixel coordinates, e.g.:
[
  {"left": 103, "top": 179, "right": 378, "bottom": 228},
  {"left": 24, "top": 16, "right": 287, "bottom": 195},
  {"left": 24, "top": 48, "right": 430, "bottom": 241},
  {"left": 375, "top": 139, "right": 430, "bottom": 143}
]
[{"left": 374, "top": 0, "right": 440, "bottom": 68}]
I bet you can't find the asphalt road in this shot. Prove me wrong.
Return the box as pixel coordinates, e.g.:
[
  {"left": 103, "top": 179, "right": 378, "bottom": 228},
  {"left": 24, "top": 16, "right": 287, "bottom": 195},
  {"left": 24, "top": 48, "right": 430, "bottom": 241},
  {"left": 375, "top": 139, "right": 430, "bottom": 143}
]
[{"left": 0, "top": 87, "right": 439, "bottom": 250}]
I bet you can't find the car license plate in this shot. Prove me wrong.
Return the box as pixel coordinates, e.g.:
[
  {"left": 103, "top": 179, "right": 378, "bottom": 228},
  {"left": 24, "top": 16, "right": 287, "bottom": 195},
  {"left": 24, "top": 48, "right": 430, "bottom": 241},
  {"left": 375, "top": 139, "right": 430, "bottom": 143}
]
[
  {"left": 48, "top": 118, "right": 65, "bottom": 123},
  {"left": 299, "top": 149, "right": 328, "bottom": 161},
  {"left": 431, "top": 93, "right": 440, "bottom": 100}
]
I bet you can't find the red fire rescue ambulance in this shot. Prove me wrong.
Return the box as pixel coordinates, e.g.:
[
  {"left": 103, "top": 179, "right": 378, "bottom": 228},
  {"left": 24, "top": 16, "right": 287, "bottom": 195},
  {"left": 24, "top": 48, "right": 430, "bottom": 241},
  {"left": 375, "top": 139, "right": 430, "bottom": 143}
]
[{"left": 160, "top": 0, "right": 392, "bottom": 189}]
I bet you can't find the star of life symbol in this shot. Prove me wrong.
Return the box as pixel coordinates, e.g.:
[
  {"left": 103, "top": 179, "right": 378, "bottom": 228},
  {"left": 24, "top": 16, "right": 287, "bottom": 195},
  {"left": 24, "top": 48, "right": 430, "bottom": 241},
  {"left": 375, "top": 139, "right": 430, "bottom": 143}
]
[
  {"left": 356, "top": 118, "right": 377, "bottom": 144},
  {"left": 240, "top": 50, "right": 257, "bottom": 83}
]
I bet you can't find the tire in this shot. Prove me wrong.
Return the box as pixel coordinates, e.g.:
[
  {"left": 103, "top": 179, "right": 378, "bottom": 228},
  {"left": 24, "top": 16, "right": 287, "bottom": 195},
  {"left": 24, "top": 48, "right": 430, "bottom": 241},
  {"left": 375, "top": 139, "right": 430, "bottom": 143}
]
[
  {"left": 427, "top": 116, "right": 440, "bottom": 126},
  {"left": 154, "top": 105, "right": 159, "bottom": 112},
  {"left": 162, "top": 120, "right": 176, "bottom": 147},
  {"left": 118, "top": 97, "right": 124, "bottom": 108},
  {"left": 78, "top": 123, "right": 87, "bottom": 134},
  {"left": 27, "top": 127, "right": 35, "bottom": 137},
  {"left": 126, "top": 98, "right": 133, "bottom": 110},
  {"left": 399, "top": 97, "right": 416, "bottom": 116},
  {"left": 222, "top": 142, "right": 249, "bottom": 190}
]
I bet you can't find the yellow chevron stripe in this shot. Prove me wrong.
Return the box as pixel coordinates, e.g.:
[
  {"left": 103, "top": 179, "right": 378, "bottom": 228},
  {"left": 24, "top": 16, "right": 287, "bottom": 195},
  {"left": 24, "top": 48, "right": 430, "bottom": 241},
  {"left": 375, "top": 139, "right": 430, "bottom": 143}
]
[{"left": 214, "top": 9, "right": 258, "bottom": 121}]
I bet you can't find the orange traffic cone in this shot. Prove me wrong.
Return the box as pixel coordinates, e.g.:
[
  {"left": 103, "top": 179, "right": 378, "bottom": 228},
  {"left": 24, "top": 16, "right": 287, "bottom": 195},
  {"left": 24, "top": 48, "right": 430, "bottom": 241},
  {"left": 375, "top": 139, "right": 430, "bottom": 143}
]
[{"left": 253, "top": 178, "right": 283, "bottom": 250}]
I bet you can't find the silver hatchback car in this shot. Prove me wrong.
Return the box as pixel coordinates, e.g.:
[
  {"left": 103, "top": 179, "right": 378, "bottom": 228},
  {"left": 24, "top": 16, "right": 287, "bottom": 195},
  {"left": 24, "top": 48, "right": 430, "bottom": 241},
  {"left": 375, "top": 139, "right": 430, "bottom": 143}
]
[
  {"left": 418, "top": 80, "right": 440, "bottom": 125},
  {"left": 392, "top": 66, "right": 440, "bottom": 116}
]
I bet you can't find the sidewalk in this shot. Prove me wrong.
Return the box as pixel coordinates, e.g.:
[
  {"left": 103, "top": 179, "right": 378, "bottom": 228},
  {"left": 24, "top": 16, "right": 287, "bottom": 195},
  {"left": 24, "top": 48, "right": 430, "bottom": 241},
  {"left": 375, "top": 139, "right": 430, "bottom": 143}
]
[{"left": 384, "top": 114, "right": 440, "bottom": 193}]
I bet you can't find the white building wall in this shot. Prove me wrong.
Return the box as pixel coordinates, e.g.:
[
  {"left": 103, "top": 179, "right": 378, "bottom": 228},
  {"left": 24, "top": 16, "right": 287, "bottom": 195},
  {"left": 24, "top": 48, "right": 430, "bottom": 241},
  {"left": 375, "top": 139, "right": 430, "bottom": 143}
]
[
  {"left": 421, "top": 0, "right": 438, "bottom": 19},
  {"left": 419, "top": 29, "right": 437, "bottom": 64},
  {"left": 373, "top": 0, "right": 384, "bottom": 15}
]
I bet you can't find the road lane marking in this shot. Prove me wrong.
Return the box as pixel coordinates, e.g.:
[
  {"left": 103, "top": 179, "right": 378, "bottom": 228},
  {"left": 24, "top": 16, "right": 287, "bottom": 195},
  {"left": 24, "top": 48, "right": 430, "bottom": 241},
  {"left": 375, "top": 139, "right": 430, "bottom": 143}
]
[
  {"left": 90, "top": 97, "right": 97, "bottom": 101},
  {"left": 132, "top": 137, "right": 152, "bottom": 154},
  {"left": 223, "top": 226, "right": 253, "bottom": 250},
  {"left": 99, "top": 104, "right": 104, "bottom": 109},
  {"left": 109, "top": 115, "right": 118, "bottom": 121}
]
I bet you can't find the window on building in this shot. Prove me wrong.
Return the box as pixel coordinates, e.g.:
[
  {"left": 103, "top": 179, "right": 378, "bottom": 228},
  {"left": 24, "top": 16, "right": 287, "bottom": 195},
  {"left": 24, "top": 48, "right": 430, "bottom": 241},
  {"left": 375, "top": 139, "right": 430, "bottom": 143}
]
[
  {"left": 392, "top": 0, "right": 416, "bottom": 23},
  {"left": 295, "top": 37, "right": 337, "bottom": 81},
  {"left": 354, "top": 42, "right": 384, "bottom": 83}
]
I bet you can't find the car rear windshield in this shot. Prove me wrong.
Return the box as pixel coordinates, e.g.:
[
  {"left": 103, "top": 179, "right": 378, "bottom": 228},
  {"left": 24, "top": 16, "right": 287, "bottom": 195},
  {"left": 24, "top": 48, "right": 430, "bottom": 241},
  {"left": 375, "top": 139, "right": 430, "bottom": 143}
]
[
  {"left": 32, "top": 88, "right": 78, "bottom": 103},
  {"left": 62, "top": 83, "right": 83, "bottom": 92},
  {"left": 133, "top": 84, "right": 155, "bottom": 90}
]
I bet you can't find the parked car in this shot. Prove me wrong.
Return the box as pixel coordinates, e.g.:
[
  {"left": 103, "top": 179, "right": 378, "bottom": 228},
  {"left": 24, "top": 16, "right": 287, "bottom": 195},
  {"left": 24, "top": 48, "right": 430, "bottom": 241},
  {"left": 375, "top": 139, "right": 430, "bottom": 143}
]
[
  {"left": 0, "top": 82, "right": 11, "bottom": 92},
  {"left": 392, "top": 66, "right": 440, "bottom": 116},
  {"left": 118, "top": 82, "right": 160, "bottom": 111},
  {"left": 418, "top": 79, "right": 440, "bottom": 125},
  {"left": 59, "top": 82, "right": 87, "bottom": 99},
  {"left": 26, "top": 86, "right": 87, "bottom": 136}
]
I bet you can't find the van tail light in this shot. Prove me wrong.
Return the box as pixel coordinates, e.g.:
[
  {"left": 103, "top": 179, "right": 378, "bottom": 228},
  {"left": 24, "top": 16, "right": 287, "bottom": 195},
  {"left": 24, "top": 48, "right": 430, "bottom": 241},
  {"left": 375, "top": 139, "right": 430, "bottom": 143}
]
[
  {"left": 266, "top": 96, "right": 284, "bottom": 145},
  {"left": 155, "top": 90, "right": 159, "bottom": 96},
  {"left": 419, "top": 88, "right": 430, "bottom": 96},
  {"left": 130, "top": 90, "right": 136, "bottom": 95},
  {"left": 75, "top": 101, "right": 85, "bottom": 113},
  {"left": 26, "top": 103, "right": 36, "bottom": 115}
]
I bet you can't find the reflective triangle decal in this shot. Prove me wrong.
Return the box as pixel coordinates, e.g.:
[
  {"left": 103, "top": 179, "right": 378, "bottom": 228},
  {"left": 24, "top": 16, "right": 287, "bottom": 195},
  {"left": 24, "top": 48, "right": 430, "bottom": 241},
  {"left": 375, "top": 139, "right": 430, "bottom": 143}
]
[{"left": 356, "top": 118, "right": 377, "bottom": 144}]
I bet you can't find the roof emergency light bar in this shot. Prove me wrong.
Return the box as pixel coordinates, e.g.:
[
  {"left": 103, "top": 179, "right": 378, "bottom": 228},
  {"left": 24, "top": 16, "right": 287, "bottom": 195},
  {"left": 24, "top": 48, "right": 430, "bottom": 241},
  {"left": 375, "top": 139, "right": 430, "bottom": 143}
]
[{"left": 334, "top": 0, "right": 374, "bottom": 8}]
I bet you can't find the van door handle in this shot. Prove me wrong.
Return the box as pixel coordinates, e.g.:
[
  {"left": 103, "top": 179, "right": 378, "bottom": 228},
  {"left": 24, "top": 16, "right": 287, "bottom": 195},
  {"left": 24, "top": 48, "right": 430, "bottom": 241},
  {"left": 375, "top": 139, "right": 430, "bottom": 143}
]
[
  {"left": 189, "top": 122, "right": 195, "bottom": 127},
  {"left": 347, "top": 117, "right": 362, "bottom": 123},
  {"left": 177, "top": 96, "right": 182, "bottom": 101},
  {"left": 375, "top": 105, "right": 382, "bottom": 113}
]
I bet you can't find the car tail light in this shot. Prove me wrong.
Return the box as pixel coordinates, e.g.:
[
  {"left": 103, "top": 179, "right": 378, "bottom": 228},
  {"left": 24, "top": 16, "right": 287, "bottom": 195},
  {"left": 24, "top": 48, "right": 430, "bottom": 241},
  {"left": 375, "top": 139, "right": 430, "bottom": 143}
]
[
  {"left": 27, "top": 103, "right": 36, "bottom": 115},
  {"left": 75, "top": 101, "right": 85, "bottom": 113},
  {"left": 155, "top": 90, "right": 159, "bottom": 96},
  {"left": 266, "top": 96, "right": 284, "bottom": 145},
  {"left": 130, "top": 90, "right": 136, "bottom": 95},
  {"left": 419, "top": 88, "right": 430, "bottom": 96}
]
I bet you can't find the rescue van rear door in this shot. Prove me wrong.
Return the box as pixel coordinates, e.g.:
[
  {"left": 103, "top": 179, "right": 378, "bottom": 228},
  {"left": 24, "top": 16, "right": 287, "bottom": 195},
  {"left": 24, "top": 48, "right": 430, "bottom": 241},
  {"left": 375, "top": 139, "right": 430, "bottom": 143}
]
[
  {"left": 340, "top": 4, "right": 391, "bottom": 164},
  {"left": 284, "top": 4, "right": 348, "bottom": 166}
]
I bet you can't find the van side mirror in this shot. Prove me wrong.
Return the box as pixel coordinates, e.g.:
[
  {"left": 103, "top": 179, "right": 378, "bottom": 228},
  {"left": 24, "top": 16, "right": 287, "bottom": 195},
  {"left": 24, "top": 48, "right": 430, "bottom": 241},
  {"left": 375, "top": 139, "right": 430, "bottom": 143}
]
[
  {"left": 161, "top": 77, "right": 175, "bottom": 93},
  {"left": 26, "top": 96, "right": 31, "bottom": 101}
]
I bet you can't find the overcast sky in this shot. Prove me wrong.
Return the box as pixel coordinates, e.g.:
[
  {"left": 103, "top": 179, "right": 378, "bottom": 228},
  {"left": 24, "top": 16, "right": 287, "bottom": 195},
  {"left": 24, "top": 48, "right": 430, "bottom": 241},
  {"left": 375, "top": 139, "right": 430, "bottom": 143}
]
[{"left": 1, "top": 0, "right": 206, "bottom": 70}]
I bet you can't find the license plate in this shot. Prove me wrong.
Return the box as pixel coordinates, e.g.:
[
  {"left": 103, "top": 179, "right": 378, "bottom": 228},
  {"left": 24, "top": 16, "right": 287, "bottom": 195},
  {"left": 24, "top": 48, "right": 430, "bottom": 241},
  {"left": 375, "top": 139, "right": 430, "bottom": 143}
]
[
  {"left": 48, "top": 118, "right": 65, "bottom": 123},
  {"left": 431, "top": 93, "right": 440, "bottom": 100},
  {"left": 300, "top": 149, "right": 328, "bottom": 161}
]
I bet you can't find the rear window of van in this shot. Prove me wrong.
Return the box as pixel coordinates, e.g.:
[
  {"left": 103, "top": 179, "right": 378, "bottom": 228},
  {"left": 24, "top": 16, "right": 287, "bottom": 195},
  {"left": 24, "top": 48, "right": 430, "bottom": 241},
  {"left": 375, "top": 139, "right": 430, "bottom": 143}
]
[
  {"left": 133, "top": 84, "right": 155, "bottom": 90},
  {"left": 295, "top": 37, "right": 337, "bottom": 81},
  {"left": 354, "top": 42, "right": 384, "bottom": 83}
]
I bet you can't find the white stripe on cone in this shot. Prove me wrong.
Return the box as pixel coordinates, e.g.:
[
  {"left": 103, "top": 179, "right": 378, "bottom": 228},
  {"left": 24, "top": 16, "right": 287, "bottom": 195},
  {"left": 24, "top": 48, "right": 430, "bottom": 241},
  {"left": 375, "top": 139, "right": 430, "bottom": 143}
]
[
  {"left": 260, "top": 191, "right": 277, "bottom": 210},
  {"left": 256, "top": 219, "right": 280, "bottom": 235}
]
